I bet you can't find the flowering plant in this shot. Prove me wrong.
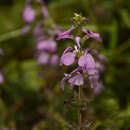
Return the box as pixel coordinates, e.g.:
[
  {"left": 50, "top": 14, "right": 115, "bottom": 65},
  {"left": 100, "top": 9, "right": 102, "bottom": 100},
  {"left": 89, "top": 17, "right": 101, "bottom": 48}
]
[
  {"left": 57, "top": 13, "right": 106, "bottom": 129},
  {"left": 23, "top": 0, "right": 61, "bottom": 66}
]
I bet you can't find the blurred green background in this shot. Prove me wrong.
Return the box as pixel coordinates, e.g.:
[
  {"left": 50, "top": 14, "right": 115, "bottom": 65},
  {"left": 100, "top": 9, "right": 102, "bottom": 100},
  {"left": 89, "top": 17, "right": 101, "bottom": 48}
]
[{"left": 0, "top": 0, "right": 130, "bottom": 129}]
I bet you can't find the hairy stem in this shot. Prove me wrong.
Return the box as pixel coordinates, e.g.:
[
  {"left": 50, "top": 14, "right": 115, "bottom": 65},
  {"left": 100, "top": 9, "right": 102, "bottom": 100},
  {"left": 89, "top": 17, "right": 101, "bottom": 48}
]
[{"left": 78, "top": 86, "right": 82, "bottom": 130}]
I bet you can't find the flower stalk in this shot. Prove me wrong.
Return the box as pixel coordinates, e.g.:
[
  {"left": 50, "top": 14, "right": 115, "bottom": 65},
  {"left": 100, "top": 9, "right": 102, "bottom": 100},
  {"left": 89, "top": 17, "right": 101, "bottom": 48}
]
[
  {"left": 78, "top": 86, "right": 82, "bottom": 130},
  {"left": 57, "top": 13, "right": 106, "bottom": 129}
]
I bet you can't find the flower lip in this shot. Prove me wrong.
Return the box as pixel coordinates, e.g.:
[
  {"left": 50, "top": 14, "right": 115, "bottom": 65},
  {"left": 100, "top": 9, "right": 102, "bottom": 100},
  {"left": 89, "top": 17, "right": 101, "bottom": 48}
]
[
  {"left": 60, "top": 47, "right": 76, "bottom": 66},
  {"left": 60, "top": 52, "right": 76, "bottom": 66}
]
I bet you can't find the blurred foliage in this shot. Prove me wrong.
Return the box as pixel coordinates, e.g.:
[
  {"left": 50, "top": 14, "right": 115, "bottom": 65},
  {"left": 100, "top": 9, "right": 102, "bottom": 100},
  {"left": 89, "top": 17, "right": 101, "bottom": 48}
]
[{"left": 0, "top": 0, "right": 130, "bottom": 129}]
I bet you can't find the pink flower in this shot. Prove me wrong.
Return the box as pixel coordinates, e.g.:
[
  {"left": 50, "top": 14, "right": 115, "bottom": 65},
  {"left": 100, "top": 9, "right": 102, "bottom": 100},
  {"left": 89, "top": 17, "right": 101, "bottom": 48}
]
[
  {"left": 78, "top": 50, "right": 96, "bottom": 75},
  {"left": 37, "top": 52, "right": 49, "bottom": 65},
  {"left": 37, "top": 38, "right": 57, "bottom": 53},
  {"left": 50, "top": 55, "right": 58, "bottom": 66},
  {"left": 61, "top": 67, "right": 82, "bottom": 90},
  {"left": 56, "top": 26, "right": 74, "bottom": 40},
  {"left": 68, "top": 74, "right": 84, "bottom": 88},
  {"left": 0, "top": 72, "right": 4, "bottom": 84},
  {"left": 75, "top": 36, "right": 81, "bottom": 49},
  {"left": 82, "top": 29, "right": 102, "bottom": 43},
  {"left": 60, "top": 47, "right": 76, "bottom": 66},
  {"left": 23, "top": 5, "right": 35, "bottom": 23}
]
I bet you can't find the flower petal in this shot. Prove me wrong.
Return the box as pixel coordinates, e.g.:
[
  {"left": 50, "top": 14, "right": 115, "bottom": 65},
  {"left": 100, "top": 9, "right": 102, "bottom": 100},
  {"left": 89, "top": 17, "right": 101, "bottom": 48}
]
[
  {"left": 78, "top": 53, "right": 95, "bottom": 67},
  {"left": 75, "top": 36, "right": 81, "bottom": 48},
  {"left": 82, "top": 29, "right": 102, "bottom": 43},
  {"left": 68, "top": 74, "right": 84, "bottom": 87},
  {"left": 60, "top": 52, "right": 76, "bottom": 66},
  {"left": 56, "top": 26, "right": 74, "bottom": 40}
]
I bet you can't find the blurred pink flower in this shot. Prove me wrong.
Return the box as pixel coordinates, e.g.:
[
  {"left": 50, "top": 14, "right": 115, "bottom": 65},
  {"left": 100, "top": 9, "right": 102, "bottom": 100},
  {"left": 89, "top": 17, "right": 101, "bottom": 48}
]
[
  {"left": 23, "top": 5, "right": 35, "bottom": 23},
  {"left": 37, "top": 39, "right": 57, "bottom": 53},
  {"left": 37, "top": 52, "right": 49, "bottom": 65},
  {"left": 0, "top": 72, "right": 4, "bottom": 84},
  {"left": 56, "top": 26, "right": 74, "bottom": 40},
  {"left": 50, "top": 55, "right": 58, "bottom": 66}
]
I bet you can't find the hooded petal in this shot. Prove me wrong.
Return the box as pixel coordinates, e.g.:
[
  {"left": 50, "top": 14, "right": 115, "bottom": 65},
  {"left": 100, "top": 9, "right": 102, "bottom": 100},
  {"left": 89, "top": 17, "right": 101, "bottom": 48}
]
[
  {"left": 82, "top": 29, "right": 102, "bottom": 43},
  {"left": 56, "top": 26, "right": 74, "bottom": 40}
]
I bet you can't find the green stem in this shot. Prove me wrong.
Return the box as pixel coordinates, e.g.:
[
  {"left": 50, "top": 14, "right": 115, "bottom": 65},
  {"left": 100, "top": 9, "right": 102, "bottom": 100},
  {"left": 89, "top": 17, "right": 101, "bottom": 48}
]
[
  {"left": 0, "top": 29, "right": 22, "bottom": 43},
  {"left": 78, "top": 86, "right": 82, "bottom": 130}
]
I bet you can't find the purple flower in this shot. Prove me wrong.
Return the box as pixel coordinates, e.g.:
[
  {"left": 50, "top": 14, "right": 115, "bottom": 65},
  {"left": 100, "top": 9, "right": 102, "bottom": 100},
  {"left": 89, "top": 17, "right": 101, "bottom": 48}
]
[
  {"left": 88, "top": 74, "right": 99, "bottom": 88},
  {"left": 37, "top": 38, "right": 57, "bottom": 53},
  {"left": 56, "top": 26, "right": 75, "bottom": 40},
  {"left": 96, "top": 62, "right": 105, "bottom": 72},
  {"left": 23, "top": 5, "right": 35, "bottom": 23},
  {"left": 37, "top": 52, "right": 49, "bottom": 65},
  {"left": 42, "top": 7, "right": 49, "bottom": 18},
  {"left": 61, "top": 67, "right": 82, "bottom": 90},
  {"left": 82, "top": 29, "right": 102, "bottom": 43},
  {"left": 92, "top": 49, "right": 107, "bottom": 63},
  {"left": 75, "top": 36, "right": 81, "bottom": 48},
  {"left": 50, "top": 55, "right": 58, "bottom": 66},
  {"left": 93, "top": 81, "right": 104, "bottom": 95},
  {"left": 78, "top": 50, "right": 96, "bottom": 74},
  {"left": 0, "top": 72, "right": 4, "bottom": 84},
  {"left": 60, "top": 47, "right": 76, "bottom": 66},
  {"left": 68, "top": 74, "right": 84, "bottom": 88}
]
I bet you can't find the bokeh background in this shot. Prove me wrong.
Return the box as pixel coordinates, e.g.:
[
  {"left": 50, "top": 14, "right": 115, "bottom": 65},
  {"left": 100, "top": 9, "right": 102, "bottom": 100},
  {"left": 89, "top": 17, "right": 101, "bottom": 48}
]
[{"left": 0, "top": 0, "right": 130, "bottom": 129}]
